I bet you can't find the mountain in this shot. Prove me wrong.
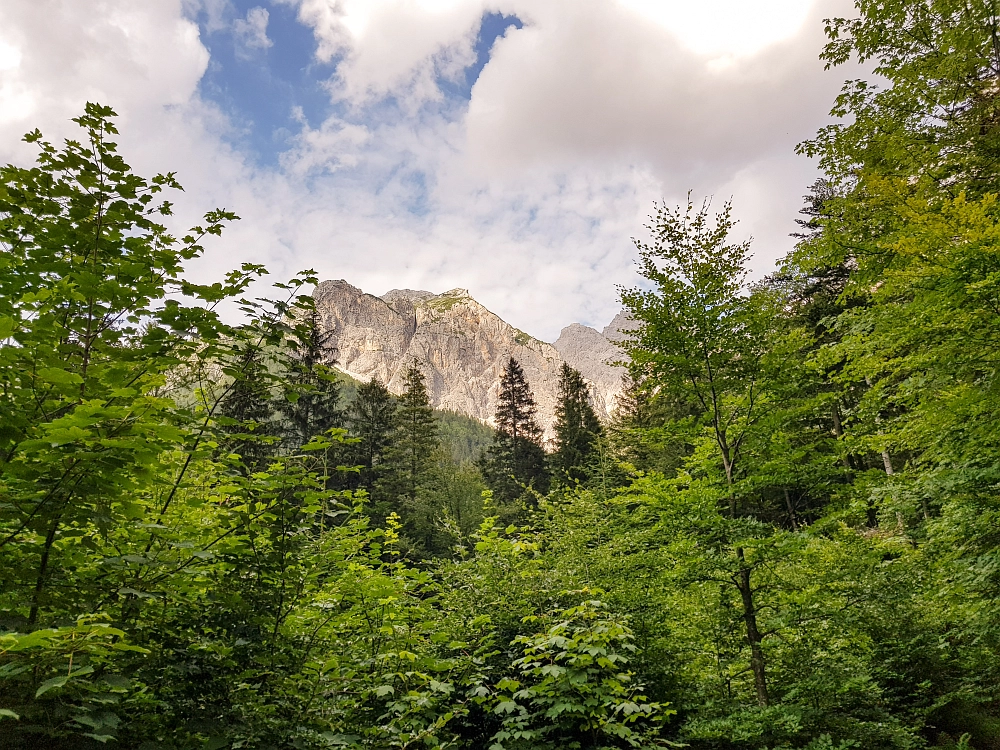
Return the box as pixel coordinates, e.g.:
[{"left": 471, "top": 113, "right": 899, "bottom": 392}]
[{"left": 312, "top": 280, "right": 630, "bottom": 439}]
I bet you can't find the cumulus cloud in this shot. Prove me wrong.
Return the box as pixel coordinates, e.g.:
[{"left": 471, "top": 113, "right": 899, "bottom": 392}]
[
  {"left": 0, "top": 0, "right": 862, "bottom": 341},
  {"left": 0, "top": 0, "right": 208, "bottom": 160},
  {"left": 233, "top": 7, "right": 274, "bottom": 58},
  {"left": 285, "top": 0, "right": 488, "bottom": 107}
]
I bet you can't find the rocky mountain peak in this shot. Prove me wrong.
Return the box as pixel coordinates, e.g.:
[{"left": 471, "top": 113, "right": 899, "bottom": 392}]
[
  {"left": 602, "top": 311, "right": 639, "bottom": 342},
  {"left": 312, "top": 281, "right": 630, "bottom": 439}
]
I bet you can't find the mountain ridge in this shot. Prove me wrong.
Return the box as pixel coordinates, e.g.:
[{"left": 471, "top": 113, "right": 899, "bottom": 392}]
[{"left": 312, "top": 280, "right": 629, "bottom": 439}]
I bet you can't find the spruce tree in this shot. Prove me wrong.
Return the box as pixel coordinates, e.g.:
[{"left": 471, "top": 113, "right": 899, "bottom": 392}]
[
  {"left": 276, "top": 308, "right": 344, "bottom": 451},
  {"left": 378, "top": 365, "right": 441, "bottom": 554},
  {"left": 219, "top": 342, "right": 277, "bottom": 473},
  {"left": 480, "top": 357, "right": 549, "bottom": 502},
  {"left": 347, "top": 377, "right": 397, "bottom": 501},
  {"left": 552, "top": 363, "right": 602, "bottom": 485},
  {"left": 383, "top": 364, "right": 439, "bottom": 504},
  {"left": 608, "top": 371, "right": 696, "bottom": 476}
]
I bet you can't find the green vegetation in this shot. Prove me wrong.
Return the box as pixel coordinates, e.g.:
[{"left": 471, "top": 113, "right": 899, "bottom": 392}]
[
  {"left": 423, "top": 292, "right": 467, "bottom": 313},
  {"left": 551, "top": 363, "right": 604, "bottom": 487},
  {"left": 479, "top": 357, "right": 550, "bottom": 504},
  {"left": 7, "top": 3, "right": 1000, "bottom": 747},
  {"left": 513, "top": 330, "right": 533, "bottom": 346}
]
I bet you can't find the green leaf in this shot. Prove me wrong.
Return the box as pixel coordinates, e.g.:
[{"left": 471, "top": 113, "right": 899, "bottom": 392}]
[
  {"left": 101, "top": 674, "right": 131, "bottom": 690},
  {"left": 35, "top": 675, "right": 69, "bottom": 697},
  {"left": 320, "top": 733, "right": 362, "bottom": 746},
  {"left": 35, "top": 367, "right": 84, "bottom": 386}
]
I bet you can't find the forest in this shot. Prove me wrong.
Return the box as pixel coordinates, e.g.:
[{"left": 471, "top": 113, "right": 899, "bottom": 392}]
[{"left": 3, "top": 1, "right": 1000, "bottom": 748}]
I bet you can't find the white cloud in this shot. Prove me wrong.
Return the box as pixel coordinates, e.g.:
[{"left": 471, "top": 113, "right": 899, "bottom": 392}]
[
  {"left": 234, "top": 6, "right": 273, "bottom": 58},
  {"left": 616, "top": 0, "right": 814, "bottom": 58},
  {"left": 0, "top": 41, "right": 21, "bottom": 71},
  {"left": 0, "top": 0, "right": 863, "bottom": 342},
  {"left": 286, "top": 0, "right": 488, "bottom": 106},
  {"left": 0, "top": 0, "right": 209, "bottom": 162}
]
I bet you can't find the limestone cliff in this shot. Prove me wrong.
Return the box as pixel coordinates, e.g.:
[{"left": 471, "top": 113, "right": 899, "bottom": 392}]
[
  {"left": 551, "top": 323, "right": 625, "bottom": 418},
  {"left": 312, "top": 280, "right": 629, "bottom": 438}
]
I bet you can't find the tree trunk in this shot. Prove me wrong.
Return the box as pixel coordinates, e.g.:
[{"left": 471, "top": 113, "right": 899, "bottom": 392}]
[
  {"left": 718, "top": 419, "right": 768, "bottom": 705},
  {"left": 866, "top": 499, "right": 879, "bottom": 529},
  {"left": 736, "top": 548, "right": 769, "bottom": 706},
  {"left": 881, "top": 449, "right": 895, "bottom": 476},
  {"left": 28, "top": 513, "right": 61, "bottom": 625},
  {"left": 783, "top": 488, "right": 798, "bottom": 531},
  {"left": 831, "top": 402, "right": 844, "bottom": 437},
  {"left": 831, "top": 403, "right": 852, "bottom": 470}
]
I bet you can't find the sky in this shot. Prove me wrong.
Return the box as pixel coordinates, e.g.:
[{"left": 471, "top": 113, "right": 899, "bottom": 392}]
[{"left": 0, "top": 0, "right": 858, "bottom": 341}]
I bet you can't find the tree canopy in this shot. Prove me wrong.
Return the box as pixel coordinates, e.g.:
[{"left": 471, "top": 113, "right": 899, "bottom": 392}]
[{"left": 8, "top": 4, "right": 1000, "bottom": 744}]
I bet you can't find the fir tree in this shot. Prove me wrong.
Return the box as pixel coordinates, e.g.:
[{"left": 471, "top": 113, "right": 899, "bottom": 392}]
[
  {"left": 276, "top": 308, "right": 344, "bottom": 451},
  {"left": 219, "top": 342, "right": 277, "bottom": 473},
  {"left": 347, "top": 377, "right": 397, "bottom": 500},
  {"left": 608, "top": 371, "right": 695, "bottom": 476},
  {"left": 382, "top": 364, "right": 439, "bottom": 504},
  {"left": 552, "top": 363, "right": 602, "bottom": 485},
  {"left": 480, "top": 357, "right": 549, "bottom": 503},
  {"left": 378, "top": 365, "right": 441, "bottom": 554}
]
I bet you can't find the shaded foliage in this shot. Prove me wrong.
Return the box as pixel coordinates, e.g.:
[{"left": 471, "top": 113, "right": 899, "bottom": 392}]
[
  {"left": 479, "top": 357, "right": 549, "bottom": 504},
  {"left": 11, "top": 10, "right": 1000, "bottom": 744}
]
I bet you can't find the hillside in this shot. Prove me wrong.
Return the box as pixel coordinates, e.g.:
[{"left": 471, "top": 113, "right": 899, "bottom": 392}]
[
  {"left": 313, "top": 280, "right": 628, "bottom": 438},
  {"left": 336, "top": 370, "right": 494, "bottom": 463}
]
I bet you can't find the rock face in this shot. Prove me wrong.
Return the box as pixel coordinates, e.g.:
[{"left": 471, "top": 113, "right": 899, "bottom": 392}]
[
  {"left": 551, "top": 323, "right": 625, "bottom": 418},
  {"left": 602, "top": 311, "right": 640, "bottom": 343},
  {"left": 312, "top": 280, "right": 630, "bottom": 438}
]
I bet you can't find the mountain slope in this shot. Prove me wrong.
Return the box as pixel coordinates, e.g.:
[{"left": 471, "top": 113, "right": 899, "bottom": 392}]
[{"left": 313, "top": 280, "right": 627, "bottom": 438}]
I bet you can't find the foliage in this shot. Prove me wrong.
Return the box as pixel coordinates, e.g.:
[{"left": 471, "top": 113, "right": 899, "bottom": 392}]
[
  {"left": 346, "top": 376, "right": 397, "bottom": 507},
  {"left": 490, "top": 599, "right": 674, "bottom": 750},
  {"left": 382, "top": 364, "right": 439, "bottom": 506},
  {"left": 552, "top": 363, "right": 603, "bottom": 486},
  {"left": 13, "top": 8, "right": 1000, "bottom": 743},
  {"left": 480, "top": 357, "right": 549, "bottom": 504},
  {"left": 275, "top": 306, "right": 344, "bottom": 452},
  {"left": 436, "top": 409, "right": 495, "bottom": 464}
]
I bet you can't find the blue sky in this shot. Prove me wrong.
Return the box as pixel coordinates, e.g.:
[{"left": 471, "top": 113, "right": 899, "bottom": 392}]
[
  {"left": 193, "top": 2, "right": 522, "bottom": 168},
  {"left": 196, "top": 1, "right": 337, "bottom": 162}
]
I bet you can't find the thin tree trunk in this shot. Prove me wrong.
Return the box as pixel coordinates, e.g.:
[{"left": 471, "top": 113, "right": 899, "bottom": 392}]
[
  {"left": 736, "top": 548, "right": 769, "bottom": 707},
  {"left": 882, "top": 449, "right": 894, "bottom": 476},
  {"left": 28, "top": 513, "right": 62, "bottom": 625},
  {"left": 724, "top": 459, "right": 768, "bottom": 707},
  {"left": 866, "top": 498, "right": 879, "bottom": 529},
  {"left": 783, "top": 488, "right": 799, "bottom": 531},
  {"left": 831, "top": 402, "right": 844, "bottom": 437},
  {"left": 831, "top": 403, "right": 852, "bottom": 470}
]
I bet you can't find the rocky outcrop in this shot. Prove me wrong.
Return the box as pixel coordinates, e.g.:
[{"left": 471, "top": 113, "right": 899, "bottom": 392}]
[
  {"left": 602, "top": 311, "right": 639, "bottom": 343},
  {"left": 552, "top": 323, "right": 626, "bottom": 418},
  {"left": 312, "top": 280, "right": 630, "bottom": 438}
]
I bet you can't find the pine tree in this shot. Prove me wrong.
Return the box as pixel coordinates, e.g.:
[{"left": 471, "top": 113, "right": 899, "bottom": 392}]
[
  {"left": 552, "top": 363, "right": 602, "bottom": 485},
  {"left": 480, "top": 357, "right": 549, "bottom": 503},
  {"left": 608, "top": 371, "right": 697, "bottom": 476},
  {"left": 276, "top": 308, "right": 344, "bottom": 451},
  {"left": 347, "top": 377, "right": 397, "bottom": 500},
  {"left": 219, "top": 342, "right": 277, "bottom": 473}
]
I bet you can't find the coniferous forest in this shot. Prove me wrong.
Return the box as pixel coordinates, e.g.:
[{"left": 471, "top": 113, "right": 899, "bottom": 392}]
[{"left": 5, "top": 3, "right": 1000, "bottom": 749}]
